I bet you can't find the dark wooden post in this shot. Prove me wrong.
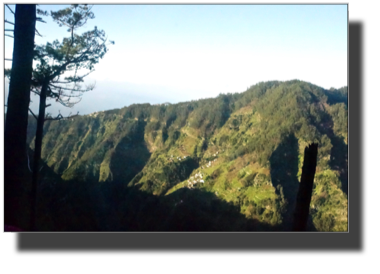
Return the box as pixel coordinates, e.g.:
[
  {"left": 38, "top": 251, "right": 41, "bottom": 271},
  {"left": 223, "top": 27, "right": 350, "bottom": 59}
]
[{"left": 293, "top": 143, "right": 318, "bottom": 231}]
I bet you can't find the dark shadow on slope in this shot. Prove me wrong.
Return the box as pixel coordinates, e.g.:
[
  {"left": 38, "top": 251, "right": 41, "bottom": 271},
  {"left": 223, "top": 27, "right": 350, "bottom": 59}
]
[
  {"left": 23, "top": 148, "right": 277, "bottom": 232},
  {"left": 323, "top": 89, "right": 348, "bottom": 106},
  {"left": 330, "top": 136, "right": 348, "bottom": 195},
  {"left": 28, "top": 157, "right": 278, "bottom": 231},
  {"left": 126, "top": 155, "right": 200, "bottom": 198},
  {"left": 19, "top": 148, "right": 105, "bottom": 231},
  {"left": 102, "top": 119, "right": 152, "bottom": 229},
  {"left": 117, "top": 186, "right": 277, "bottom": 231},
  {"left": 311, "top": 113, "right": 348, "bottom": 196},
  {"left": 109, "top": 120, "right": 151, "bottom": 184},
  {"left": 38, "top": 179, "right": 104, "bottom": 231},
  {"left": 161, "top": 157, "right": 200, "bottom": 190},
  {"left": 270, "top": 133, "right": 301, "bottom": 230}
]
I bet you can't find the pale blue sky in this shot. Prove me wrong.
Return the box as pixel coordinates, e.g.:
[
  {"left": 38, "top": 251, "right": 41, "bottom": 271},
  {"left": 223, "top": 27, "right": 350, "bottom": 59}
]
[{"left": 4, "top": 4, "right": 347, "bottom": 116}]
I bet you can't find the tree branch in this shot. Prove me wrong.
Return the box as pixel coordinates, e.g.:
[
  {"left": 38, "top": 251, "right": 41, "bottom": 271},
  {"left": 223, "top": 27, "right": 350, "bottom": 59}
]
[
  {"left": 31, "top": 87, "right": 41, "bottom": 96},
  {"left": 35, "top": 28, "right": 42, "bottom": 37},
  {"left": 44, "top": 111, "right": 79, "bottom": 121},
  {"left": 5, "top": 4, "right": 15, "bottom": 15},
  {"left": 29, "top": 108, "right": 38, "bottom": 120},
  {"left": 36, "top": 17, "right": 46, "bottom": 23},
  {"left": 29, "top": 108, "right": 79, "bottom": 121},
  {"left": 5, "top": 19, "right": 15, "bottom": 25},
  {"left": 5, "top": 34, "right": 14, "bottom": 38},
  {"left": 49, "top": 39, "right": 99, "bottom": 81},
  {"left": 49, "top": 83, "right": 93, "bottom": 93},
  {"left": 53, "top": 70, "right": 94, "bottom": 84}
]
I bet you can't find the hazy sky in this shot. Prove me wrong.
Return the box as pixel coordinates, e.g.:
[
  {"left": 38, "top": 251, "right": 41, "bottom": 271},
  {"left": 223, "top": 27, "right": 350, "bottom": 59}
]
[{"left": 4, "top": 4, "right": 348, "bottom": 116}]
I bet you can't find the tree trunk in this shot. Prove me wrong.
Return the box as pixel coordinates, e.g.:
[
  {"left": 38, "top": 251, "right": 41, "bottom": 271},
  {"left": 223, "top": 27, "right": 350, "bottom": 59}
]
[
  {"left": 293, "top": 143, "right": 318, "bottom": 231},
  {"left": 4, "top": 4, "right": 36, "bottom": 229},
  {"left": 30, "top": 80, "right": 48, "bottom": 231}
]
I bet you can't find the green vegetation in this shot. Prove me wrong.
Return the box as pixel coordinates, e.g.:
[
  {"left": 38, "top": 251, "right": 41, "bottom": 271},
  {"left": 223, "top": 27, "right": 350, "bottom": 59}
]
[{"left": 30, "top": 80, "right": 348, "bottom": 231}]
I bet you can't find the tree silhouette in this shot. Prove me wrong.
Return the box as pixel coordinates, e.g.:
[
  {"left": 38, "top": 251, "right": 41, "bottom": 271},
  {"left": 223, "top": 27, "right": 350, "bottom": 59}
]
[
  {"left": 29, "top": 4, "right": 113, "bottom": 230},
  {"left": 4, "top": 4, "right": 36, "bottom": 229}
]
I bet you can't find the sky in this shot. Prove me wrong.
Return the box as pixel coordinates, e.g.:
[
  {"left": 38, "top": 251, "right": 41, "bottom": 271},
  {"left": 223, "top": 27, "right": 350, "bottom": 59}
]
[{"left": 4, "top": 4, "right": 348, "bottom": 116}]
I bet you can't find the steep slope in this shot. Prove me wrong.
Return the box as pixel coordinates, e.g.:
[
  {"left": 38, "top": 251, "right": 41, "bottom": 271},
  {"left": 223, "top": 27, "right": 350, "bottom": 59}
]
[{"left": 34, "top": 80, "right": 348, "bottom": 231}]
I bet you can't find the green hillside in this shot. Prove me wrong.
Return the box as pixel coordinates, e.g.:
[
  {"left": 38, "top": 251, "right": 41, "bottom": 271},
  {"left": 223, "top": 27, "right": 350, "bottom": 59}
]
[{"left": 30, "top": 80, "right": 348, "bottom": 231}]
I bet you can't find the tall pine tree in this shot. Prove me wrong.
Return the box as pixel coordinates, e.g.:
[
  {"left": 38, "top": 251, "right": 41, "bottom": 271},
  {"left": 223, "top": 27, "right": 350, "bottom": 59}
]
[{"left": 4, "top": 4, "right": 36, "bottom": 229}]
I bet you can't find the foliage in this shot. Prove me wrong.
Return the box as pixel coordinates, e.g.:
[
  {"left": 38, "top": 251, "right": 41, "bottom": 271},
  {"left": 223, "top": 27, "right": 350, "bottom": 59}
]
[
  {"left": 31, "top": 4, "right": 113, "bottom": 107},
  {"left": 328, "top": 103, "right": 348, "bottom": 141}
]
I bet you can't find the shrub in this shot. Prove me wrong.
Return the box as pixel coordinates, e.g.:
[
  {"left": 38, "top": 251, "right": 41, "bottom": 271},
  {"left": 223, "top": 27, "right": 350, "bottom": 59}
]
[
  {"left": 219, "top": 135, "right": 229, "bottom": 146},
  {"left": 211, "top": 168, "right": 222, "bottom": 179},
  {"left": 237, "top": 170, "right": 246, "bottom": 179},
  {"left": 241, "top": 172, "right": 257, "bottom": 187}
]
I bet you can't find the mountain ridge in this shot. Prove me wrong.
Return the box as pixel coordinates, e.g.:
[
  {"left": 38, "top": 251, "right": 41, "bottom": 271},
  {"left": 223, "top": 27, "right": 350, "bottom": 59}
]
[{"left": 29, "top": 79, "right": 348, "bottom": 231}]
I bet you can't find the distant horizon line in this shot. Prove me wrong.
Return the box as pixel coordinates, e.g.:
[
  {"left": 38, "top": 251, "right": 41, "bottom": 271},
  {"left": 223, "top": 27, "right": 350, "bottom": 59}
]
[{"left": 61, "top": 79, "right": 349, "bottom": 116}]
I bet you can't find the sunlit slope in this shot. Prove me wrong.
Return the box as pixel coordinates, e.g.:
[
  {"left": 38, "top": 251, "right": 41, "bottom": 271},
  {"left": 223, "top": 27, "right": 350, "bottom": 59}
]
[{"left": 35, "top": 80, "right": 347, "bottom": 231}]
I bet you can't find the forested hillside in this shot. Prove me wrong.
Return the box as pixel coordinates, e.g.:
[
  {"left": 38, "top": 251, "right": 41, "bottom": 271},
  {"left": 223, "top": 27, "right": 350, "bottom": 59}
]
[{"left": 28, "top": 80, "right": 348, "bottom": 231}]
